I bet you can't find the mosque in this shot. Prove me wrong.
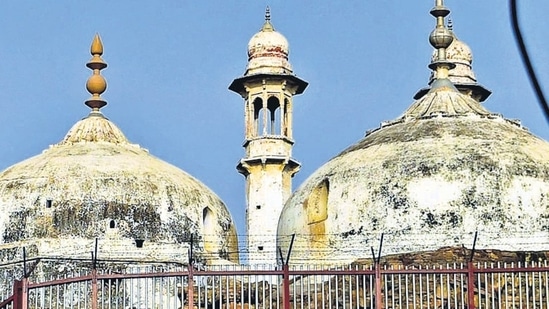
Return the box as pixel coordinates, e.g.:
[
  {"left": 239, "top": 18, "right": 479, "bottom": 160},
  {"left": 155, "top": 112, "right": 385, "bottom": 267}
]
[{"left": 1, "top": 0, "right": 549, "bottom": 282}]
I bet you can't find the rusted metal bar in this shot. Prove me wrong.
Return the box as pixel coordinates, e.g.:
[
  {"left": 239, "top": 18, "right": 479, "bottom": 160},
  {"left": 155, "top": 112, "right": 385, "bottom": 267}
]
[
  {"left": 289, "top": 268, "right": 465, "bottom": 276},
  {"left": 461, "top": 232, "right": 478, "bottom": 309},
  {"left": 24, "top": 274, "right": 94, "bottom": 289},
  {"left": 188, "top": 235, "right": 194, "bottom": 309},
  {"left": 282, "top": 264, "right": 290, "bottom": 309},
  {"left": 473, "top": 265, "right": 549, "bottom": 273},
  {"left": 375, "top": 262, "right": 382, "bottom": 309},
  {"left": 9, "top": 258, "right": 549, "bottom": 309},
  {"left": 187, "top": 269, "right": 194, "bottom": 309},
  {"left": 379, "top": 268, "right": 467, "bottom": 275},
  {"left": 467, "top": 261, "right": 476, "bottom": 309},
  {"left": 0, "top": 280, "right": 20, "bottom": 309},
  {"left": 91, "top": 269, "right": 98, "bottom": 309},
  {"left": 13, "top": 280, "right": 22, "bottom": 309},
  {"left": 0, "top": 295, "right": 14, "bottom": 309},
  {"left": 20, "top": 278, "right": 28, "bottom": 309}
]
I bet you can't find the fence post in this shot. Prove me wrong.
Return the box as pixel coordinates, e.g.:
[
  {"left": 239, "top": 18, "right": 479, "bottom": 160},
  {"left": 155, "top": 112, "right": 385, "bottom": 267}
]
[
  {"left": 375, "top": 262, "right": 382, "bottom": 309},
  {"left": 282, "top": 264, "right": 290, "bottom": 309},
  {"left": 278, "top": 234, "right": 294, "bottom": 309},
  {"left": 187, "top": 235, "right": 194, "bottom": 309},
  {"left": 91, "top": 239, "right": 98, "bottom": 309},
  {"left": 11, "top": 280, "right": 22, "bottom": 309},
  {"left": 187, "top": 265, "right": 194, "bottom": 309},
  {"left": 91, "top": 269, "right": 98, "bottom": 309},
  {"left": 20, "top": 278, "right": 28, "bottom": 309},
  {"left": 467, "top": 261, "right": 476, "bottom": 309},
  {"left": 371, "top": 234, "right": 384, "bottom": 309},
  {"left": 466, "top": 232, "right": 478, "bottom": 309},
  {"left": 18, "top": 247, "right": 28, "bottom": 309}
]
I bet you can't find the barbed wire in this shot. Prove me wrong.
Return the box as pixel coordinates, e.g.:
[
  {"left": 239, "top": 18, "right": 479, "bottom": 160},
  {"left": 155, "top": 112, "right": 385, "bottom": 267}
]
[{"left": 2, "top": 231, "right": 548, "bottom": 265}]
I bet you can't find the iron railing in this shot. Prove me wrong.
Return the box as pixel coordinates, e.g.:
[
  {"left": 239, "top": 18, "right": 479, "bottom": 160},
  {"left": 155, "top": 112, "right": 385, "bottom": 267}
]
[{"left": 2, "top": 260, "right": 549, "bottom": 309}]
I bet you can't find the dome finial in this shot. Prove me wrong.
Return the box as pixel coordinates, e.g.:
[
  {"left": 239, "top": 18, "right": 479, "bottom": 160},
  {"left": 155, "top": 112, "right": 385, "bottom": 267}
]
[
  {"left": 85, "top": 33, "right": 108, "bottom": 112},
  {"left": 428, "top": 0, "right": 455, "bottom": 80},
  {"left": 261, "top": 6, "right": 274, "bottom": 32}
]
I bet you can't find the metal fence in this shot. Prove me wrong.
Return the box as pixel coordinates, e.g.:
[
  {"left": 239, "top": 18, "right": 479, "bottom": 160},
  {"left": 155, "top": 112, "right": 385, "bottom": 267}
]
[{"left": 2, "top": 261, "right": 549, "bottom": 309}]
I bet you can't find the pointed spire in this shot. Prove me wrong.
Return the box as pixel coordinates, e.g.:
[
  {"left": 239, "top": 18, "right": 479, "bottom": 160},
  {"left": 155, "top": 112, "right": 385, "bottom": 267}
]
[
  {"left": 85, "top": 34, "right": 108, "bottom": 111},
  {"left": 406, "top": 1, "right": 492, "bottom": 118},
  {"left": 265, "top": 6, "right": 271, "bottom": 22},
  {"left": 261, "top": 6, "right": 274, "bottom": 32},
  {"left": 414, "top": 14, "right": 492, "bottom": 102},
  {"left": 428, "top": 0, "right": 455, "bottom": 80}
]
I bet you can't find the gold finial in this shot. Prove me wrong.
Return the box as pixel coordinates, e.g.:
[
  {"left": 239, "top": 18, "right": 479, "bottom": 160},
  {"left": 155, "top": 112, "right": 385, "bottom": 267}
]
[
  {"left": 85, "top": 34, "right": 107, "bottom": 111},
  {"left": 90, "top": 34, "right": 103, "bottom": 55},
  {"left": 261, "top": 6, "right": 274, "bottom": 32},
  {"left": 428, "top": 0, "right": 455, "bottom": 79}
]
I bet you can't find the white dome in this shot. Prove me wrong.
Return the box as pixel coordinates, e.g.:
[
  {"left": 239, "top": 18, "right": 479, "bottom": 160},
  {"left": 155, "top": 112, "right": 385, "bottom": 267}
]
[
  {"left": 278, "top": 86, "right": 549, "bottom": 266},
  {"left": 0, "top": 112, "right": 239, "bottom": 264},
  {"left": 245, "top": 19, "right": 293, "bottom": 76}
]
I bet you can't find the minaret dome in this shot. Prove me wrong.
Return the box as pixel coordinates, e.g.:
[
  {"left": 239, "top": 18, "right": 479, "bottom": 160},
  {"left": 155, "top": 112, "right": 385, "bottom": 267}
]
[{"left": 245, "top": 7, "right": 293, "bottom": 76}]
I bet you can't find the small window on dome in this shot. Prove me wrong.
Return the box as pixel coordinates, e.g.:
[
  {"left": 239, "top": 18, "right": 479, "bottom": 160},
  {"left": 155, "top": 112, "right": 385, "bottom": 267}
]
[
  {"left": 135, "top": 239, "right": 144, "bottom": 248},
  {"left": 258, "top": 246, "right": 264, "bottom": 251},
  {"left": 202, "top": 207, "right": 217, "bottom": 253},
  {"left": 109, "top": 220, "right": 116, "bottom": 229},
  {"left": 46, "top": 200, "right": 52, "bottom": 208},
  {"left": 256, "top": 205, "right": 261, "bottom": 210}
]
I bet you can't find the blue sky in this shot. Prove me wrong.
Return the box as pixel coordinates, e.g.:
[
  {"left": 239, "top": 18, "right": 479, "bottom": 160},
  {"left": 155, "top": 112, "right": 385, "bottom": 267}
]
[{"left": 0, "top": 1, "right": 547, "bottom": 242}]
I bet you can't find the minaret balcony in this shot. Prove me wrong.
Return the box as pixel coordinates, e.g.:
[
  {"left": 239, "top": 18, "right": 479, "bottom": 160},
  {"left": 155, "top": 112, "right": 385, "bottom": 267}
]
[
  {"left": 243, "top": 135, "right": 294, "bottom": 158},
  {"left": 237, "top": 155, "right": 301, "bottom": 176}
]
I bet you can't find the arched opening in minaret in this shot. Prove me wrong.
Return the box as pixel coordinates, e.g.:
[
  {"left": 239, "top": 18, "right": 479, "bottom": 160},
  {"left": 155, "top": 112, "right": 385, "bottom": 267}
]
[
  {"left": 252, "top": 97, "right": 265, "bottom": 136},
  {"left": 267, "top": 96, "right": 281, "bottom": 135},
  {"left": 283, "top": 98, "right": 290, "bottom": 137},
  {"left": 202, "top": 207, "right": 217, "bottom": 253}
]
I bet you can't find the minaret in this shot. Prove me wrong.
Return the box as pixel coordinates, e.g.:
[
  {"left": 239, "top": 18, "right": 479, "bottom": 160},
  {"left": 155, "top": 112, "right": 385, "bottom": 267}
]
[{"left": 229, "top": 7, "right": 308, "bottom": 265}]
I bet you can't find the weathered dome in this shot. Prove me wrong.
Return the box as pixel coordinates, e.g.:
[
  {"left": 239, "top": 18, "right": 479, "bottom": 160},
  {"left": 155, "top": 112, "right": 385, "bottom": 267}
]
[
  {"left": 0, "top": 110, "right": 239, "bottom": 264},
  {"left": 245, "top": 8, "right": 293, "bottom": 76},
  {"left": 60, "top": 111, "right": 128, "bottom": 144},
  {"left": 0, "top": 35, "right": 239, "bottom": 265},
  {"left": 278, "top": 82, "right": 549, "bottom": 265}
]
